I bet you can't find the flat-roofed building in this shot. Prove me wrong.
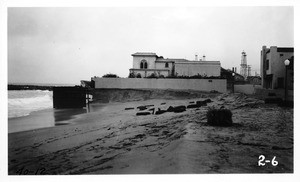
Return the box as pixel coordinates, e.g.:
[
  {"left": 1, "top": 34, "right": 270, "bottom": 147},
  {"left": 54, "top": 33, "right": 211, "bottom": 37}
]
[
  {"left": 260, "top": 46, "right": 294, "bottom": 89},
  {"left": 129, "top": 52, "right": 221, "bottom": 78}
]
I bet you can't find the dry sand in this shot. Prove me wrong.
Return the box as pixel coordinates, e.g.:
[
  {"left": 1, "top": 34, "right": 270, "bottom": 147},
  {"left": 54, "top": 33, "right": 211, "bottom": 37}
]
[{"left": 8, "top": 93, "right": 293, "bottom": 174}]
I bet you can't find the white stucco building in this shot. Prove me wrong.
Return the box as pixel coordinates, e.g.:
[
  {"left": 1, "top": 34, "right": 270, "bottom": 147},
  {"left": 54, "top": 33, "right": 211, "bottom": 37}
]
[
  {"left": 129, "top": 52, "right": 221, "bottom": 78},
  {"left": 260, "top": 46, "right": 294, "bottom": 89}
]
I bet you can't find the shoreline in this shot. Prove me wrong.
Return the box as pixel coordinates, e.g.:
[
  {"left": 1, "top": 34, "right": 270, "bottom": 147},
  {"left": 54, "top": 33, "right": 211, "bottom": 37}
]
[
  {"left": 8, "top": 103, "right": 107, "bottom": 134},
  {"left": 8, "top": 93, "right": 293, "bottom": 174}
]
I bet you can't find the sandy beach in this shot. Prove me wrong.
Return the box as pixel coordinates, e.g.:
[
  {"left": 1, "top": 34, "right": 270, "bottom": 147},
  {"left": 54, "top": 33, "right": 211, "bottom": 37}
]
[{"left": 8, "top": 93, "right": 293, "bottom": 174}]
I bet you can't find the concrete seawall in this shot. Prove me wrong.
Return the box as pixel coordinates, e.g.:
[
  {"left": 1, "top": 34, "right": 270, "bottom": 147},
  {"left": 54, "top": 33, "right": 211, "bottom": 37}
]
[{"left": 92, "top": 78, "right": 227, "bottom": 93}]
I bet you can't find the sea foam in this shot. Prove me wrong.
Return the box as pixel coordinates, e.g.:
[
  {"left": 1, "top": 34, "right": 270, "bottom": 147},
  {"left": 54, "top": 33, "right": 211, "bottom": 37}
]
[{"left": 8, "top": 90, "right": 53, "bottom": 118}]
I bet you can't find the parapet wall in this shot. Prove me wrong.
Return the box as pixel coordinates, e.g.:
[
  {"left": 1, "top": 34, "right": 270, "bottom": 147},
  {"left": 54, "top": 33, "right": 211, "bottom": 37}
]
[{"left": 92, "top": 78, "right": 227, "bottom": 93}]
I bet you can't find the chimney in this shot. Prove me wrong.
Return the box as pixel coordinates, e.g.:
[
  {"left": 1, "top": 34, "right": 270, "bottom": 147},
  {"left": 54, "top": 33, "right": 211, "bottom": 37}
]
[
  {"left": 203, "top": 55, "right": 206, "bottom": 61},
  {"left": 195, "top": 53, "right": 198, "bottom": 61}
]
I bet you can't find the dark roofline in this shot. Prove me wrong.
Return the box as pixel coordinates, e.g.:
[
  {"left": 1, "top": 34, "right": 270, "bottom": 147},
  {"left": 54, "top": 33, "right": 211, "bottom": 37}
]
[
  {"left": 277, "top": 47, "right": 294, "bottom": 53},
  {"left": 265, "top": 47, "right": 293, "bottom": 54},
  {"left": 131, "top": 52, "right": 158, "bottom": 57}
]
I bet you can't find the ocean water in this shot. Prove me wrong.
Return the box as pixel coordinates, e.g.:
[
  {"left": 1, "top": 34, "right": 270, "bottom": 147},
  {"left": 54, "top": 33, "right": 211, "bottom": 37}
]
[
  {"left": 8, "top": 90, "right": 53, "bottom": 118},
  {"left": 8, "top": 90, "right": 102, "bottom": 133}
]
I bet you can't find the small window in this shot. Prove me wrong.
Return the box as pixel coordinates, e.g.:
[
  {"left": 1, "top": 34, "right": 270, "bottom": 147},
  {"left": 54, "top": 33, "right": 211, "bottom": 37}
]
[
  {"left": 165, "top": 62, "right": 169, "bottom": 68},
  {"left": 144, "top": 62, "right": 148, "bottom": 69},
  {"left": 280, "top": 54, "right": 284, "bottom": 57},
  {"left": 140, "top": 62, "right": 144, "bottom": 69}
]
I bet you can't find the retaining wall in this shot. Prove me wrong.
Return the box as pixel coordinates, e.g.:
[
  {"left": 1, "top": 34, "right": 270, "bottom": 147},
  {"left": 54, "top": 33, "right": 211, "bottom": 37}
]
[
  {"left": 92, "top": 78, "right": 227, "bottom": 93},
  {"left": 233, "top": 84, "right": 293, "bottom": 101},
  {"left": 234, "top": 84, "right": 262, "bottom": 95}
]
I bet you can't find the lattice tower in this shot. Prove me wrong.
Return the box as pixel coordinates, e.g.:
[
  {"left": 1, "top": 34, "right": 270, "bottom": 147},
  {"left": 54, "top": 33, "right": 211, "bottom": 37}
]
[{"left": 240, "top": 51, "right": 248, "bottom": 79}]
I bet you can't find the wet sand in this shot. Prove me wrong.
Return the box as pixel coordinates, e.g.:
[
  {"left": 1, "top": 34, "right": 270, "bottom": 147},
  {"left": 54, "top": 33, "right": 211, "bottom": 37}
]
[
  {"left": 8, "top": 104, "right": 106, "bottom": 133},
  {"left": 8, "top": 93, "right": 293, "bottom": 174}
]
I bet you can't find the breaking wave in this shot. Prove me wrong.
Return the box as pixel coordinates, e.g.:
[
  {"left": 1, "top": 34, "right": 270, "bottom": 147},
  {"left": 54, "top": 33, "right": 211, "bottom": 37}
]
[{"left": 8, "top": 90, "right": 53, "bottom": 118}]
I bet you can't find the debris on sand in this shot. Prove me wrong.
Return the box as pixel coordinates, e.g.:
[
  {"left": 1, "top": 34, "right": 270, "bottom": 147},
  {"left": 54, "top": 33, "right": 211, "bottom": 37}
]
[
  {"left": 167, "top": 106, "right": 174, "bottom": 112},
  {"left": 137, "top": 105, "right": 155, "bottom": 111},
  {"left": 196, "top": 99, "right": 212, "bottom": 106},
  {"left": 136, "top": 112, "right": 151, "bottom": 116},
  {"left": 167, "top": 105, "right": 186, "bottom": 113},
  {"left": 196, "top": 101, "right": 207, "bottom": 106},
  {"left": 206, "top": 108, "right": 233, "bottom": 126},
  {"left": 148, "top": 108, "right": 155, "bottom": 114},
  {"left": 137, "top": 106, "right": 147, "bottom": 111},
  {"left": 187, "top": 99, "right": 213, "bottom": 109},
  {"left": 155, "top": 108, "right": 167, "bottom": 115},
  {"left": 203, "top": 99, "right": 212, "bottom": 103},
  {"left": 187, "top": 104, "right": 200, "bottom": 109},
  {"left": 173, "top": 106, "right": 186, "bottom": 113}
]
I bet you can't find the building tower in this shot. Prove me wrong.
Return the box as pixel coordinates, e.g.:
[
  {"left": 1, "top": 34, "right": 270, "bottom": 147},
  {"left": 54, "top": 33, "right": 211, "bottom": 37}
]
[
  {"left": 247, "top": 65, "right": 251, "bottom": 77},
  {"left": 240, "top": 51, "right": 248, "bottom": 79}
]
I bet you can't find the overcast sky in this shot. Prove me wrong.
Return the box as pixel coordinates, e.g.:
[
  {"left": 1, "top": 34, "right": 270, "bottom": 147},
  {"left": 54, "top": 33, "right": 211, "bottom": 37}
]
[{"left": 8, "top": 7, "right": 293, "bottom": 85}]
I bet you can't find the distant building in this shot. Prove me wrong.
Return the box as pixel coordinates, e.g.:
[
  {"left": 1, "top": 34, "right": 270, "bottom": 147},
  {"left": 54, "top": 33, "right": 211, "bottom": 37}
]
[
  {"left": 247, "top": 76, "right": 262, "bottom": 85},
  {"left": 260, "top": 46, "right": 294, "bottom": 89},
  {"left": 129, "top": 52, "right": 221, "bottom": 78},
  {"left": 233, "top": 72, "right": 245, "bottom": 82},
  {"left": 220, "top": 68, "right": 243, "bottom": 81}
]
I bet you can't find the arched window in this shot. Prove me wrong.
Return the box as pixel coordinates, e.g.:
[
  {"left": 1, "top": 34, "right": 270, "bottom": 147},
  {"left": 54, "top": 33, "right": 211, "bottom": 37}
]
[
  {"left": 140, "top": 62, "right": 144, "bottom": 69},
  {"left": 140, "top": 60, "right": 147, "bottom": 69},
  {"left": 165, "top": 62, "right": 169, "bottom": 68}
]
